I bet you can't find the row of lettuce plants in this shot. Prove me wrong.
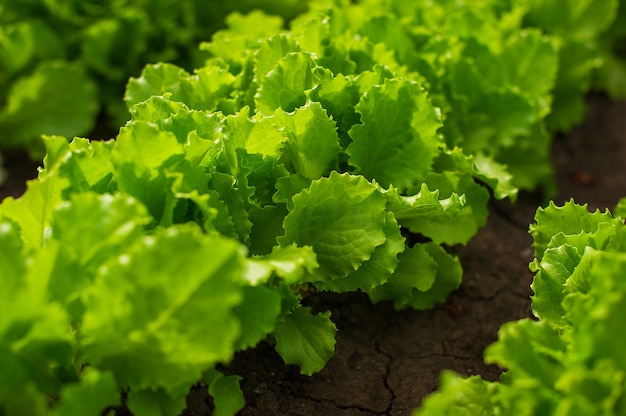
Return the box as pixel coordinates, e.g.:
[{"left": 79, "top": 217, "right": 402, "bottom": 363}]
[
  {"left": 1, "top": 0, "right": 625, "bottom": 414},
  {"left": 417, "top": 199, "right": 626, "bottom": 415},
  {"left": 415, "top": 2, "right": 626, "bottom": 413}
]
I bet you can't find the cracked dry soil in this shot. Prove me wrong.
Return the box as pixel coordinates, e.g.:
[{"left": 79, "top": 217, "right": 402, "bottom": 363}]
[{"left": 0, "top": 94, "right": 624, "bottom": 416}]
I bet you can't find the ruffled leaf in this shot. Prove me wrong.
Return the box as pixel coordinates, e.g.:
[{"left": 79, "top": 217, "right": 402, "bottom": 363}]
[{"left": 273, "top": 307, "right": 337, "bottom": 375}]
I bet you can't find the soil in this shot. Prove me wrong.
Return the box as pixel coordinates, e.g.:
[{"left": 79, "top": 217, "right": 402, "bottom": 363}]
[{"left": 1, "top": 94, "right": 624, "bottom": 416}]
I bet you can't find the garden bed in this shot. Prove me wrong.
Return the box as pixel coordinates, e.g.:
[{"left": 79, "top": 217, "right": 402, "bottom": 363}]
[
  {"left": 196, "top": 93, "right": 626, "bottom": 415},
  {"left": 2, "top": 1, "right": 626, "bottom": 414},
  {"left": 3, "top": 94, "right": 622, "bottom": 415}
]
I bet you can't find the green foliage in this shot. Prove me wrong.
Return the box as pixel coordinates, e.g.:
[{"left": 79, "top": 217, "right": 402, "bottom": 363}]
[
  {"left": 273, "top": 307, "right": 337, "bottom": 375},
  {"left": 0, "top": 0, "right": 307, "bottom": 155},
  {"left": 416, "top": 200, "right": 626, "bottom": 415},
  {"left": 280, "top": 172, "right": 393, "bottom": 282},
  {"left": 0, "top": 38, "right": 487, "bottom": 410},
  {"left": 204, "top": 368, "right": 245, "bottom": 416},
  {"left": 1, "top": 0, "right": 625, "bottom": 414},
  {"left": 521, "top": 0, "right": 621, "bottom": 129},
  {"left": 0, "top": 62, "right": 98, "bottom": 156},
  {"left": 347, "top": 78, "right": 441, "bottom": 190},
  {"left": 594, "top": 0, "right": 626, "bottom": 99}
]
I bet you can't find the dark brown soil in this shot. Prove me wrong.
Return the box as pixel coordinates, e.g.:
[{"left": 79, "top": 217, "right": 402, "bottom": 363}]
[
  {"left": 0, "top": 149, "right": 39, "bottom": 199},
  {"left": 1, "top": 94, "right": 624, "bottom": 416}
]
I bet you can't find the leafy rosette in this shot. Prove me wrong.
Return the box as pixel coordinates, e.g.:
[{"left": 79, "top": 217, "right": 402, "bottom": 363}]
[
  {"left": 122, "top": 14, "right": 515, "bottom": 305},
  {"left": 122, "top": 79, "right": 472, "bottom": 310},
  {"left": 416, "top": 199, "right": 626, "bottom": 415}
]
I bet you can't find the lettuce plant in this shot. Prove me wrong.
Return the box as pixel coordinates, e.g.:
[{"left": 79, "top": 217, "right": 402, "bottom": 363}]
[
  {"left": 416, "top": 199, "right": 626, "bottom": 415},
  {"left": 0, "top": 0, "right": 307, "bottom": 156}
]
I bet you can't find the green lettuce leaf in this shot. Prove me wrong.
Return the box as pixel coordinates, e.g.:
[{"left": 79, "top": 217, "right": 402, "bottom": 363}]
[
  {"left": 253, "top": 34, "right": 301, "bottom": 85},
  {"left": 0, "top": 61, "right": 98, "bottom": 156},
  {"left": 254, "top": 52, "right": 316, "bottom": 115},
  {"left": 51, "top": 192, "right": 151, "bottom": 271},
  {"left": 204, "top": 368, "right": 245, "bottom": 416},
  {"left": 432, "top": 147, "right": 518, "bottom": 201},
  {"left": 0, "top": 175, "right": 68, "bottom": 249},
  {"left": 523, "top": 0, "right": 618, "bottom": 41},
  {"left": 232, "top": 285, "right": 281, "bottom": 351},
  {"left": 347, "top": 78, "right": 442, "bottom": 191},
  {"left": 53, "top": 137, "right": 116, "bottom": 195},
  {"left": 595, "top": 0, "right": 626, "bottom": 99},
  {"left": 111, "top": 120, "right": 185, "bottom": 224},
  {"left": 529, "top": 244, "right": 582, "bottom": 326},
  {"left": 0, "top": 20, "right": 65, "bottom": 76},
  {"left": 0, "top": 220, "right": 75, "bottom": 407},
  {"left": 245, "top": 244, "right": 319, "bottom": 285},
  {"left": 529, "top": 199, "right": 621, "bottom": 258},
  {"left": 126, "top": 386, "right": 187, "bottom": 416},
  {"left": 313, "top": 211, "right": 404, "bottom": 293},
  {"left": 386, "top": 183, "right": 466, "bottom": 241},
  {"left": 53, "top": 369, "right": 120, "bottom": 416},
  {"left": 368, "top": 242, "right": 462, "bottom": 310},
  {"left": 272, "top": 101, "right": 341, "bottom": 179},
  {"left": 523, "top": 0, "right": 619, "bottom": 130},
  {"left": 279, "top": 171, "right": 390, "bottom": 281},
  {"left": 82, "top": 12, "right": 150, "bottom": 81},
  {"left": 415, "top": 372, "right": 497, "bottom": 416},
  {"left": 81, "top": 224, "right": 244, "bottom": 393},
  {"left": 615, "top": 197, "right": 626, "bottom": 218},
  {"left": 484, "top": 319, "right": 566, "bottom": 386},
  {"left": 273, "top": 307, "right": 337, "bottom": 375},
  {"left": 401, "top": 172, "right": 489, "bottom": 246},
  {"left": 124, "top": 63, "right": 190, "bottom": 108},
  {"left": 200, "top": 11, "right": 285, "bottom": 70}
]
